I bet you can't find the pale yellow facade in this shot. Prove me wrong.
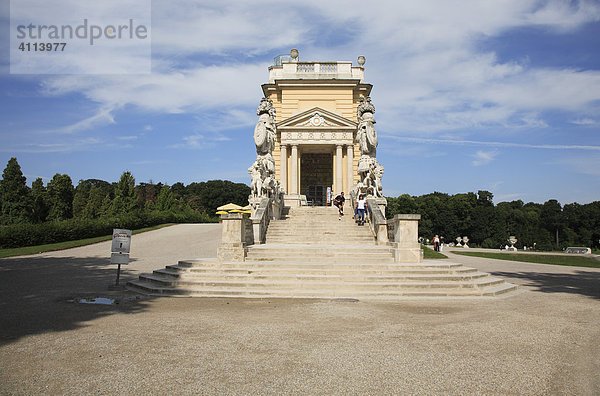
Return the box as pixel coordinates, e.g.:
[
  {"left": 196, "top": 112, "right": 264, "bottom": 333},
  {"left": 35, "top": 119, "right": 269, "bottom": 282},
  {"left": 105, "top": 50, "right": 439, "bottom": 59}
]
[{"left": 261, "top": 58, "right": 372, "bottom": 204}]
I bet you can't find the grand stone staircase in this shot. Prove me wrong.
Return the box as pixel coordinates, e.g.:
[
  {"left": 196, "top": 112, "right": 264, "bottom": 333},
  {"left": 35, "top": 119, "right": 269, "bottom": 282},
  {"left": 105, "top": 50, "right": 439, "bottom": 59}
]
[{"left": 127, "top": 206, "right": 518, "bottom": 298}]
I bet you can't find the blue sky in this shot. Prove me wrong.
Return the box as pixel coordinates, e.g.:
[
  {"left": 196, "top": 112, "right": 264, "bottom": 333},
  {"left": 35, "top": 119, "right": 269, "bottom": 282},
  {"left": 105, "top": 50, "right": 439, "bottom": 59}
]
[{"left": 1, "top": 0, "right": 599, "bottom": 205}]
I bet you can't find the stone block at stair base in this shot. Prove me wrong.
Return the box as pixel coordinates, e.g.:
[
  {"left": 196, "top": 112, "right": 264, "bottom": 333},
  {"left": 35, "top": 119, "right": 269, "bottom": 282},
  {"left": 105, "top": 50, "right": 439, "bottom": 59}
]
[
  {"left": 392, "top": 214, "right": 421, "bottom": 246},
  {"left": 393, "top": 245, "right": 423, "bottom": 263},
  {"left": 217, "top": 243, "right": 246, "bottom": 262},
  {"left": 218, "top": 213, "right": 247, "bottom": 262}
]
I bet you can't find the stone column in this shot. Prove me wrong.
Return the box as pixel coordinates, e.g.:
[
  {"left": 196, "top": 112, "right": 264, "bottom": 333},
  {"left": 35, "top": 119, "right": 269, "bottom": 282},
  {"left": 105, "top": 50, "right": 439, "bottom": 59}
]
[
  {"left": 336, "top": 145, "right": 343, "bottom": 193},
  {"left": 290, "top": 145, "right": 298, "bottom": 195},
  {"left": 346, "top": 144, "right": 354, "bottom": 192},
  {"left": 280, "top": 144, "right": 287, "bottom": 194}
]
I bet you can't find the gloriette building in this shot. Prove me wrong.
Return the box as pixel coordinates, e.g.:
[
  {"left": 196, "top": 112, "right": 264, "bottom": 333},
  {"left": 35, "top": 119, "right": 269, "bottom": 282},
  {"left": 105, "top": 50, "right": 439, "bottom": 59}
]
[{"left": 249, "top": 49, "right": 384, "bottom": 207}]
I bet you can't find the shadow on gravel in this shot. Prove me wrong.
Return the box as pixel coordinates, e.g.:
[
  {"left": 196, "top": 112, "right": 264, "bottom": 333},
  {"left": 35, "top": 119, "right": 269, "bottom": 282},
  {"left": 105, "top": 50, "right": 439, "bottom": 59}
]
[
  {"left": 0, "top": 255, "right": 157, "bottom": 346},
  {"left": 492, "top": 270, "right": 600, "bottom": 300}
]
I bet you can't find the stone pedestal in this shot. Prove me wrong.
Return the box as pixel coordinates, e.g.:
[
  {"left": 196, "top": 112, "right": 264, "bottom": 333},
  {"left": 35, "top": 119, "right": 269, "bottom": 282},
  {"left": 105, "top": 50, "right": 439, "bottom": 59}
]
[
  {"left": 283, "top": 194, "right": 306, "bottom": 207},
  {"left": 390, "top": 214, "right": 422, "bottom": 263},
  {"left": 217, "top": 213, "right": 246, "bottom": 262},
  {"left": 372, "top": 197, "right": 387, "bottom": 217}
]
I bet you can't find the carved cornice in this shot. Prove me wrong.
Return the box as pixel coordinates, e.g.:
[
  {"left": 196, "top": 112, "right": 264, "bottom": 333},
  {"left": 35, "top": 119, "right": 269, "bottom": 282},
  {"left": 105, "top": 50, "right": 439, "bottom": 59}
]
[{"left": 280, "top": 130, "right": 354, "bottom": 145}]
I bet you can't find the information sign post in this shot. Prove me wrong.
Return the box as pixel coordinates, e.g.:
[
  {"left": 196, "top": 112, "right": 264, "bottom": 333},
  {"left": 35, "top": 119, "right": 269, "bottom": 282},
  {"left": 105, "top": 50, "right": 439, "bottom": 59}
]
[{"left": 110, "top": 229, "right": 131, "bottom": 286}]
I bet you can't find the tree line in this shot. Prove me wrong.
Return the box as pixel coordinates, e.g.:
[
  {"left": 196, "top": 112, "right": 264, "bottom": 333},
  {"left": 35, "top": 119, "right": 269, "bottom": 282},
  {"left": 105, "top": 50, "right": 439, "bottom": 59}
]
[
  {"left": 0, "top": 158, "right": 250, "bottom": 248},
  {"left": 2, "top": 157, "right": 598, "bottom": 251},
  {"left": 386, "top": 190, "right": 600, "bottom": 251}
]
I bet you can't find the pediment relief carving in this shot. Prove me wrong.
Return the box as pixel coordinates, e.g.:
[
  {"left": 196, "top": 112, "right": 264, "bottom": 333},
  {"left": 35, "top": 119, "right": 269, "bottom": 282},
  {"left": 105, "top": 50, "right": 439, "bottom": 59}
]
[{"left": 277, "top": 107, "right": 357, "bottom": 129}]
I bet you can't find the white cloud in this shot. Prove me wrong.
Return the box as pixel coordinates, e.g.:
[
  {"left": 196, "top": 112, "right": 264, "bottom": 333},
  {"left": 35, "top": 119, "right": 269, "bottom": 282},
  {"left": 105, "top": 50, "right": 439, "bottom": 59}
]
[
  {"left": 45, "top": 106, "right": 116, "bottom": 134},
  {"left": 383, "top": 135, "right": 600, "bottom": 151},
  {"left": 0, "top": 137, "right": 107, "bottom": 153},
  {"left": 571, "top": 118, "right": 597, "bottom": 125},
  {"left": 472, "top": 150, "right": 499, "bottom": 166},
  {"left": 24, "top": 0, "right": 600, "bottom": 139}
]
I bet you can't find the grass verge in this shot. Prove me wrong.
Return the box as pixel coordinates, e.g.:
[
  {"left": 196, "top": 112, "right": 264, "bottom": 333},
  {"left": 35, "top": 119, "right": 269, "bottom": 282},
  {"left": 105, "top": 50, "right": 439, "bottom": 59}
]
[
  {"left": 452, "top": 251, "right": 600, "bottom": 268},
  {"left": 0, "top": 223, "right": 176, "bottom": 259},
  {"left": 422, "top": 245, "right": 447, "bottom": 259}
]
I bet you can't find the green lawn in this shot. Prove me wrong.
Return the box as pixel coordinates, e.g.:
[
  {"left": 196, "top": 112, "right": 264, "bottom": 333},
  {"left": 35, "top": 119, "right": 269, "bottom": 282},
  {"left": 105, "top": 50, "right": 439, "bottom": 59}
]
[
  {"left": 0, "top": 224, "right": 175, "bottom": 259},
  {"left": 422, "top": 245, "right": 447, "bottom": 259},
  {"left": 452, "top": 251, "right": 600, "bottom": 268}
]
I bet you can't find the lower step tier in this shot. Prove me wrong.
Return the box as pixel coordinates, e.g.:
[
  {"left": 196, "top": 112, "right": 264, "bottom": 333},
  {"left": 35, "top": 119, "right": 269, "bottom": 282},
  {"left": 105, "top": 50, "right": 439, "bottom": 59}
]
[{"left": 126, "top": 259, "right": 518, "bottom": 299}]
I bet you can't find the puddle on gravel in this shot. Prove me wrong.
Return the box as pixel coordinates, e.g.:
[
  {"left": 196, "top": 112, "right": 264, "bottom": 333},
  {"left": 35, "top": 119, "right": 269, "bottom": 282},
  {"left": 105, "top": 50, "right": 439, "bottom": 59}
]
[
  {"left": 66, "top": 295, "right": 151, "bottom": 305},
  {"left": 68, "top": 297, "right": 115, "bottom": 305}
]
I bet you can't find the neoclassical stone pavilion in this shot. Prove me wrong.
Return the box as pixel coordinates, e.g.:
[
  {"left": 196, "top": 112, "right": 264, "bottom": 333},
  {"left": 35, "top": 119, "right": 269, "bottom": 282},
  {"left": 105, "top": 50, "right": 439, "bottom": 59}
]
[
  {"left": 126, "top": 50, "right": 518, "bottom": 298},
  {"left": 257, "top": 49, "right": 381, "bottom": 206}
]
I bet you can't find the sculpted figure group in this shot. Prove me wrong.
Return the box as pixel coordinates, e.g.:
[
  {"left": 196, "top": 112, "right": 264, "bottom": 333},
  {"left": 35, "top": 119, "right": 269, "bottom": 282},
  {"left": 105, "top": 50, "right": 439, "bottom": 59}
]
[
  {"left": 354, "top": 96, "right": 384, "bottom": 198},
  {"left": 248, "top": 97, "right": 280, "bottom": 203},
  {"left": 247, "top": 95, "right": 383, "bottom": 206}
]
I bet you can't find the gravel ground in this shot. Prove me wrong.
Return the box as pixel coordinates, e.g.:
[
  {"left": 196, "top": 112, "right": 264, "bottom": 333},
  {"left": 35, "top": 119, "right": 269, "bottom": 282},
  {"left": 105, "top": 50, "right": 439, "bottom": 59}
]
[{"left": 1, "top": 224, "right": 599, "bottom": 395}]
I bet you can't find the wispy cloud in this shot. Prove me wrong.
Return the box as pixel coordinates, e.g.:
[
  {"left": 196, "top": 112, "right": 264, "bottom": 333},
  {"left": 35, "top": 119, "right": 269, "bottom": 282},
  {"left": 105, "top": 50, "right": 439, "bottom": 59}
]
[
  {"left": 169, "top": 132, "right": 231, "bottom": 150},
  {"left": 44, "top": 106, "right": 116, "bottom": 135},
  {"left": 570, "top": 118, "right": 597, "bottom": 126},
  {"left": 0, "top": 137, "right": 106, "bottom": 153},
  {"left": 383, "top": 135, "right": 600, "bottom": 151},
  {"left": 472, "top": 150, "right": 499, "bottom": 166}
]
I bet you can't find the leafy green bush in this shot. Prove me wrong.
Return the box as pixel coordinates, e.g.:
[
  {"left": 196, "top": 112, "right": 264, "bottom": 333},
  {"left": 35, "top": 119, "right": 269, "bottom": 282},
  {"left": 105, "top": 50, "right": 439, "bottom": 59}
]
[{"left": 0, "top": 210, "right": 218, "bottom": 249}]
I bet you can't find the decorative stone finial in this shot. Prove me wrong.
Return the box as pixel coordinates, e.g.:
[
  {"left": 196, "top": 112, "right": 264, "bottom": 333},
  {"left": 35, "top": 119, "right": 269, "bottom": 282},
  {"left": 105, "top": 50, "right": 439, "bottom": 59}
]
[
  {"left": 357, "top": 55, "right": 366, "bottom": 66},
  {"left": 357, "top": 96, "right": 375, "bottom": 120},
  {"left": 290, "top": 49, "right": 299, "bottom": 61}
]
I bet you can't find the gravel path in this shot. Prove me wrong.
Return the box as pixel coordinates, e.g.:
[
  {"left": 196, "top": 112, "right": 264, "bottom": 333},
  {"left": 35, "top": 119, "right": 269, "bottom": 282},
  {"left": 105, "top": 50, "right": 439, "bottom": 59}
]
[{"left": 1, "top": 224, "right": 599, "bottom": 395}]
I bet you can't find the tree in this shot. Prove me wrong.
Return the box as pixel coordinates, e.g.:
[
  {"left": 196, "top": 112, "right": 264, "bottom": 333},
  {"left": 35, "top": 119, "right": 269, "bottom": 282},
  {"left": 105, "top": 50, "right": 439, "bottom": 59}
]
[
  {"left": 70, "top": 179, "right": 111, "bottom": 218},
  {"left": 171, "top": 182, "right": 185, "bottom": 200},
  {"left": 72, "top": 180, "right": 90, "bottom": 218},
  {"left": 47, "top": 174, "right": 74, "bottom": 220},
  {"left": 108, "top": 171, "right": 137, "bottom": 216},
  {"left": 186, "top": 180, "right": 250, "bottom": 215},
  {"left": 31, "top": 177, "right": 49, "bottom": 223},
  {"left": 540, "top": 199, "right": 565, "bottom": 248},
  {"left": 0, "top": 157, "right": 33, "bottom": 224},
  {"left": 156, "top": 185, "right": 176, "bottom": 211},
  {"left": 82, "top": 186, "right": 106, "bottom": 219}
]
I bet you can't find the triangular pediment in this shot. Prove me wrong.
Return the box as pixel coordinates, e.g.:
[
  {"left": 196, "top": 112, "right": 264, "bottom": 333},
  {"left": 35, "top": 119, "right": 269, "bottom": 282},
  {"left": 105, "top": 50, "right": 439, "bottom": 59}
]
[{"left": 277, "top": 107, "right": 357, "bottom": 129}]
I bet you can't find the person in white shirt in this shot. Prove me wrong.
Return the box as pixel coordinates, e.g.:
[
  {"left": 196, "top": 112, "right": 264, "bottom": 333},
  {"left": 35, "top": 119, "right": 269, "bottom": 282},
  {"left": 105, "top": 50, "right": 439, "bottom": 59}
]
[{"left": 356, "top": 194, "right": 366, "bottom": 226}]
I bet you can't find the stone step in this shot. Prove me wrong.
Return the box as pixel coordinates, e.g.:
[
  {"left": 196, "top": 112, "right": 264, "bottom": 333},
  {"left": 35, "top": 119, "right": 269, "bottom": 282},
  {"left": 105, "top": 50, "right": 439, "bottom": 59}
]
[
  {"left": 266, "top": 233, "right": 373, "bottom": 238},
  {"left": 176, "top": 259, "right": 466, "bottom": 270},
  {"left": 153, "top": 268, "right": 490, "bottom": 282},
  {"left": 127, "top": 278, "right": 516, "bottom": 298},
  {"left": 136, "top": 273, "right": 504, "bottom": 291},
  {"left": 246, "top": 252, "right": 393, "bottom": 263},
  {"left": 266, "top": 223, "right": 367, "bottom": 229},
  {"left": 165, "top": 264, "right": 478, "bottom": 276},
  {"left": 264, "top": 239, "right": 376, "bottom": 245},
  {"left": 246, "top": 256, "right": 395, "bottom": 263}
]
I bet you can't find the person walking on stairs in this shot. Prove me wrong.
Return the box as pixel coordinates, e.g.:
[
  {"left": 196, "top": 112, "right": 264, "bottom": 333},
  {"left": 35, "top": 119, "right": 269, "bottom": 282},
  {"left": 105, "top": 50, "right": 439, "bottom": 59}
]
[
  {"left": 333, "top": 192, "right": 345, "bottom": 220},
  {"left": 355, "top": 194, "right": 366, "bottom": 226}
]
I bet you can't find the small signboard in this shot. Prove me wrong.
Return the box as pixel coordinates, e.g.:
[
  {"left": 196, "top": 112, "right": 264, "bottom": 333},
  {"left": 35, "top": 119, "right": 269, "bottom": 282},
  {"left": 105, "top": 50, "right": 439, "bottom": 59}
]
[
  {"left": 110, "top": 252, "right": 130, "bottom": 265},
  {"left": 111, "top": 229, "right": 132, "bottom": 253},
  {"left": 110, "top": 229, "right": 132, "bottom": 286}
]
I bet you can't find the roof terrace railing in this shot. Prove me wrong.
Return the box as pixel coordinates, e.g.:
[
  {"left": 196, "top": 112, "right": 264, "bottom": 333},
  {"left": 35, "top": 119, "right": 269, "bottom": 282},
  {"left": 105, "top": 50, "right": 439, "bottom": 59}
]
[{"left": 296, "top": 62, "right": 337, "bottom": 73}]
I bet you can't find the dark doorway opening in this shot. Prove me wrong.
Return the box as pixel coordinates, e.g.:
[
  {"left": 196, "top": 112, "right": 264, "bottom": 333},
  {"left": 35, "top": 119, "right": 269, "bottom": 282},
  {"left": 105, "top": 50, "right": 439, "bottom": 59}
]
[{"left": 301, "top": 153, "right": 333, "bottom": 206}]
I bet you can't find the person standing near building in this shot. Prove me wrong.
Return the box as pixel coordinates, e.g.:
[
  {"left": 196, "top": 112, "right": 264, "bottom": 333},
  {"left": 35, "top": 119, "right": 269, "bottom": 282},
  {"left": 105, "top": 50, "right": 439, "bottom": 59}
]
[
  {"left": 433, "top": 235, "right": 440, "bottom": 252},
  {"left": 355, "top": 194, "right": 366, "bottom": 226},
  {"left": 333, "top": 192, "right": 345, "bottom": 220}
]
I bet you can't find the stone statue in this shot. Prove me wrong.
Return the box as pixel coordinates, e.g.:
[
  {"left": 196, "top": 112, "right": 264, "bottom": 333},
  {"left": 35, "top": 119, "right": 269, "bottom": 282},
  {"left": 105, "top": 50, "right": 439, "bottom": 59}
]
[
  {"left": 248, "top": 97, "right": 281, "bottom": 207},
  {"left": 353, "top": 96, "right": 384, "bottom": 198},
  {"left": 356, "top": 96, "right": 377, "bottom": 157},
  {"left": 254, "top": 97, "right": 276, "bottom": 156}
]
